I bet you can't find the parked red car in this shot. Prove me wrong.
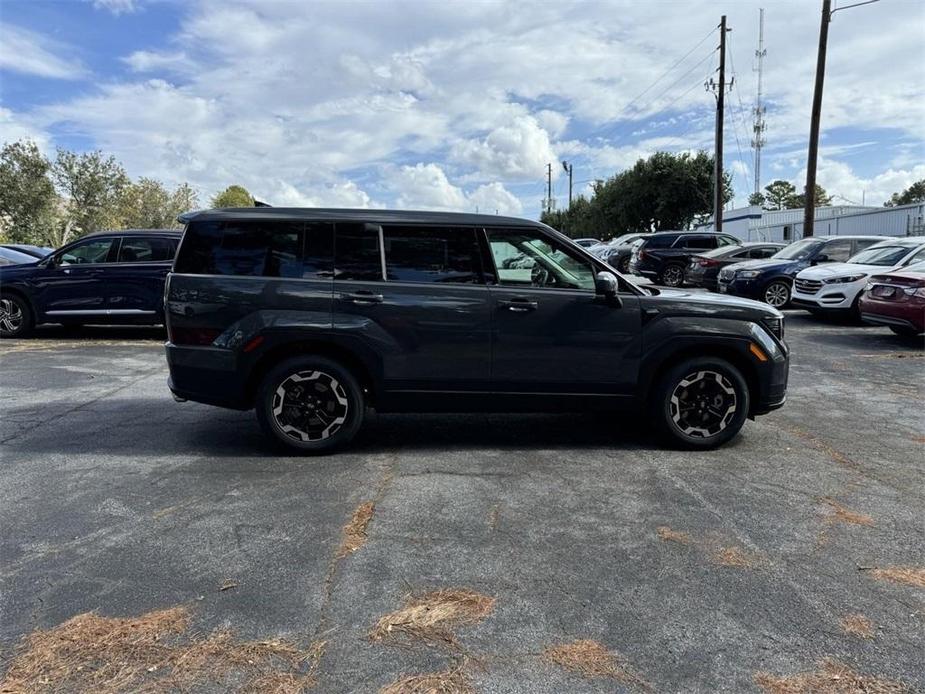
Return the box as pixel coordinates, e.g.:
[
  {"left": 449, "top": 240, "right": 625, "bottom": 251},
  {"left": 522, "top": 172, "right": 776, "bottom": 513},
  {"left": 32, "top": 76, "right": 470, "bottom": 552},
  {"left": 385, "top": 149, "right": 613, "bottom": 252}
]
[{"left": 859, "top": 260, "right": 925, "bottom": 337}]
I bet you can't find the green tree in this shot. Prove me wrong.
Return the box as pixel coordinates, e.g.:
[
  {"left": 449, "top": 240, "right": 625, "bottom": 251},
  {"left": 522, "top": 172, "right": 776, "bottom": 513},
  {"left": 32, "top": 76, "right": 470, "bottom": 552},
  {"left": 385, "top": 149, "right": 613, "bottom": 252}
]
[
  {"left": 786, "top": 184, "right": 832, "bottom": 209},
  {"left": 884, "top": 179, "right": 925, "bottom": 207},
  {"left": 762, "top": 180, "right": 796, "bottom": 210},
  {"left": 0, "top": 140, "right": 58, "bottom": 244},
  {"left": 747, "top": 191, "right": 766, "bottom": 207},
  {"left": 118, "top": 178, "right": 199, "bottom": 229},
  {"left": 211, "top": 184, "right": 254, "bottom": 208},
  {"left": 52, "top": 148, "right": 130, "bottom": 240}
]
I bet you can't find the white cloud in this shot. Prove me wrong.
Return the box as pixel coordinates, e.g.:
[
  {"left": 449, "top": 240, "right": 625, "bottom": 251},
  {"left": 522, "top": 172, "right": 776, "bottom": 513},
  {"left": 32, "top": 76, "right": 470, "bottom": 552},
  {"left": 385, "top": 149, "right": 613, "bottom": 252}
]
[
  {"left": 269, "top": 180, "right": 375, "bottom": 209},
  {"left": 92, "top": 0, "right": 138, "bottom": 15},
  {"left": 452, "top": 115, "right": 558, "bottom": 181},
  {"left": 0, "top": 108, "right": 51, "bottom": 152},
  {"left": 808, "top": 159, "right": 925, "bottom": 208},
  {"left": 468, "top": 182, "right": 523, "bottom": 216},
  {"left": 0, "top": 25, "right": 85, "bottom": 79},
  {"left": 123, "top": 50, "right": 195, "bottom": 74},
  {"left": 391, "top": 163, "right": 521, "bottom": 214}
]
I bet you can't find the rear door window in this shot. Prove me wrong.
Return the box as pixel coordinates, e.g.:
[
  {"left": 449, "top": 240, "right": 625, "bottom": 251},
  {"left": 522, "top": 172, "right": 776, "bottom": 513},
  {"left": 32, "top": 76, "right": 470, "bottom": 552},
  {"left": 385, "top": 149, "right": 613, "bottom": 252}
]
[
  {"left": 822, "top": 239, "right": 852, "bottom": 262},
  {"left": 335, "top": 223, "right": 383, "bottom": 282},
  {"left": 678, "top": 235, "right": 716, "bottom": 250},
  {"left": 643, "top": 235, "right": 675, "bottom": 249},
  {"left": 383, "top": 226, "right": 482, "bottom": 284},
  {"left": 117, "top": 237, "right": 177, "bottom": 263}
]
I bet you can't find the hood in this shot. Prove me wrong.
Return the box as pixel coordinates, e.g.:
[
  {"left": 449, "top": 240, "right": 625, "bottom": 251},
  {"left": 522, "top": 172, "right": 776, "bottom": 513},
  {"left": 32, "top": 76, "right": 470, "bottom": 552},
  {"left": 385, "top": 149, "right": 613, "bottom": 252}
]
[
  {"left": 652, "top": 287, "right": 783, "bottom": 320},
  {"left": 797, "top": 262, "right": 892, "bottom": 280},
  {"left": 0, "top": 260, "right": 40, "bottom": 275},
  {"left": 723, "top": 258, "right": 801, "bottom": 274}
]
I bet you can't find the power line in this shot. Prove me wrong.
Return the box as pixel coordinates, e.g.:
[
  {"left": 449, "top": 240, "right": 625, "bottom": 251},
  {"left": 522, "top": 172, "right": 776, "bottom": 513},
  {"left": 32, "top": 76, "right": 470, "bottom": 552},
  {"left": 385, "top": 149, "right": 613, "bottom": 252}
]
[{"left": 727, "top": 32, "right": 754, "bottom": 197}]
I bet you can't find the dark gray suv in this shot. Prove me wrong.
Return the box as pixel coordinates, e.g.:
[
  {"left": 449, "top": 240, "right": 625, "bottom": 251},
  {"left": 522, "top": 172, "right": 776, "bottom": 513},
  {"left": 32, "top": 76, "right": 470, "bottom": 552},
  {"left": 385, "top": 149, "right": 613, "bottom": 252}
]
[{"left": 165, "top": 208, "right": 789, "bottom": 453}]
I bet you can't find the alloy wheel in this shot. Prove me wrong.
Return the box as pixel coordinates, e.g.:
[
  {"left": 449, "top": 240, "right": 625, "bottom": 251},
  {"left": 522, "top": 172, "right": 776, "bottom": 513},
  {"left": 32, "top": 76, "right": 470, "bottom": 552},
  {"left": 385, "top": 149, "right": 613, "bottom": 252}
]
[
  {"left": 0, "top": 298, "right": 24, "bottom": 336},
  {"left": 764, "top": 282, "right": 789, "bottom": 308},
  {"left": 661, "top": 265, "right": 683, "bottom": 287},
  {"left": 669, "top": 370, "right": 737, "bottom": 438},
  {"left": 272, "top": 370, "right": 349, "bottom": 442}
]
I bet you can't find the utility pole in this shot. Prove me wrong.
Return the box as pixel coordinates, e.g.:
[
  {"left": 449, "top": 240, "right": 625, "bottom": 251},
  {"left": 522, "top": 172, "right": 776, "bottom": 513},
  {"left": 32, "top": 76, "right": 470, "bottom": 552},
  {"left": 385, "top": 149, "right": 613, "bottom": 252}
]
[
  {"left": 803, "top": 0, "right": 830, "bottom": 237},
  {"left": 561, "top": 161, "right": 573, "bottom": 208},
  {"left": 708, "top": 16, "right": 731, "bottom": 232},
  {"left": 545, "top": 163, "right": 553, "bottom": 214},
  {"left": 752, "top": 8, "right": 767, "bottom": 199},
  {"left": 803, "top": 0, "right": 879, "bottom": 237}
]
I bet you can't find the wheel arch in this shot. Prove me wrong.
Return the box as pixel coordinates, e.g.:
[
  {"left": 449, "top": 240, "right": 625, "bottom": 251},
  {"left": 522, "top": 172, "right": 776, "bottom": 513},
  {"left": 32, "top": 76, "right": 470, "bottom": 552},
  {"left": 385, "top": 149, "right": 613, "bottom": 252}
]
[
  {"left": 638, "top": 339, "right": 759, "bottom": 411},
  {"left": 244, "top": 338, "right": 379, "bottom": 408}
]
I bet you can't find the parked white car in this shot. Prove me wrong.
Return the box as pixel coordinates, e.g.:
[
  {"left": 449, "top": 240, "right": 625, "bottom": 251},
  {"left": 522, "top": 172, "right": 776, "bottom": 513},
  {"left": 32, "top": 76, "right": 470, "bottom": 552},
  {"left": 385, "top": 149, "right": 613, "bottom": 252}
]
[{"left": 791, "top": 238, "right": 925, "bottom": 315}]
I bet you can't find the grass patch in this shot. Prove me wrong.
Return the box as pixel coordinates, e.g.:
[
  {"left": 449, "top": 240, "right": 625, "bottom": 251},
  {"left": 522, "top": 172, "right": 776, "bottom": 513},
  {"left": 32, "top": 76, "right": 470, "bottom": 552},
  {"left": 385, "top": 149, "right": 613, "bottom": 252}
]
[
  {"left": 544, "top": 640, "right": 648, "bottom": 689},
  {"left": 337, "top": 501, "right": 375, "bottom": 558},
  {"left": 379, "top": 664, "right": 473, "bottom": 694},
  {"left": 656, "top": 526, "right": 691, "bottom": 544},
  {"left": 821, "top": 499, "right": 874, "bottom": 527},
  {"left": 755, "top": 658, "right": 908, "bottom": 693},
  {"left": 370, "top": 589, "right": 495, "bottom": 649},
  {"left": 870, "top": 567, "right": 925, "bottom": 588},
  {"left": 0, "top": 606, "right": 323, "bottom": 693},
  {"left": 840, "top": 614, "right": 874, "bottom": 639}
]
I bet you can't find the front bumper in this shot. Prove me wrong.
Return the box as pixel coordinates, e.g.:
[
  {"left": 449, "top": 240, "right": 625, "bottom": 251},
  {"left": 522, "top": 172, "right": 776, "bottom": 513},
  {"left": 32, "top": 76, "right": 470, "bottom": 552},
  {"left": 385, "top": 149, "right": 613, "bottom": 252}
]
[
  {"left": 791, "top": 283, "right": 863, "bottom": 311},
  {"left": 717, "top": 277, "right": 763, "bottom": 300},
  {"left": 859, "top": 295, "right": 925, "bottom": 332}
]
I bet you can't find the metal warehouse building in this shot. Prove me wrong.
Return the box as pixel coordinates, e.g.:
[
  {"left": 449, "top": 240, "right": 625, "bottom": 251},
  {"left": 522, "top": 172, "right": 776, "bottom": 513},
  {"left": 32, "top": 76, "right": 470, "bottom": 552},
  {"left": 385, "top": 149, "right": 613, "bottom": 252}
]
[{"left": 697, "top": 202, "right": 925, "bottom": 242}]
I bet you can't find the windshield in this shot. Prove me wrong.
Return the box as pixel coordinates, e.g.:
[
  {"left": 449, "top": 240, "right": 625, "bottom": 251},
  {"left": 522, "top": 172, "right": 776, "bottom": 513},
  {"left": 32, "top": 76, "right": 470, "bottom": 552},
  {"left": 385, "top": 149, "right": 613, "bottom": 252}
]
[
  {"left": 0, "top": 247, "right": 37, "bottom": 265},
  {"left": 772, "top": 238, "right": 824, "bottom": 260},
  {"left": 610, "top": 234, "right": 641, "bottom": 246},
  {"left": 848, "top": 244, "right": 919, "bottom": 266}
]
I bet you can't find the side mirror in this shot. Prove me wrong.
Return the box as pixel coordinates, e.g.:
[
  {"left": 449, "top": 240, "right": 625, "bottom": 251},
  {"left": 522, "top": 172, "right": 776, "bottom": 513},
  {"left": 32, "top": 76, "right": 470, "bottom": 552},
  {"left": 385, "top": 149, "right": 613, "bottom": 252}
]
[
  {"left": 43, "top": 255, "right": 57, "bottom": 269},
  {"left": 813, "top": 253, "right": 829, "bottom": 264},
  {"left": 595, "top": 272, "right": 622, "bottom": 307}
]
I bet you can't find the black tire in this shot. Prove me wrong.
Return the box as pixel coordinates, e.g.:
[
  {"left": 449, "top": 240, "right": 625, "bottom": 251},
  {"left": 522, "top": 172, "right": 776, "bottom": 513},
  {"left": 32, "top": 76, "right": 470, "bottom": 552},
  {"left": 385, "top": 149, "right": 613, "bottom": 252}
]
[
  {"left": 659, "top": 263, "right": 685, "bottom": 287},
  {"left": 0, "top": 294, "right": 34, "bottom": 338},
  {"left": 762, "top": 280, "right": 791, "bottom": 308},
  {"left": 889, "top": 325, "right": 921, "bottom": 339},
  {"left": 649, "top": 357, "right": 750, "bottom": 450},
  {"left": 618, "top": 255, "right": 630, "bottom": 273},
  {"left": 255, "top": 356, "right": 365, "bottom": 454}
]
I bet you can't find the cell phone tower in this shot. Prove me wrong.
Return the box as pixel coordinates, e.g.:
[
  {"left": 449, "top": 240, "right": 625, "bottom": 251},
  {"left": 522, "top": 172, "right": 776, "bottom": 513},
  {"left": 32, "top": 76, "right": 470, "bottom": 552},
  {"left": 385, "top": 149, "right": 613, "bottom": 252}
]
[{"left": 752, "top": 8, "right": 767, "bottom": 198}]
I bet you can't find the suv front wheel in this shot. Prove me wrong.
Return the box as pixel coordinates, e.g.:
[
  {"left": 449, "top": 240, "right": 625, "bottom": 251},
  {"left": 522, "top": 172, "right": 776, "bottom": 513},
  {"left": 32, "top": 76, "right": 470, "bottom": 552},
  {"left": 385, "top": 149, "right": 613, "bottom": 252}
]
[
  {"left": 256, "top": 356, "right": 365, "bottom": 454},
  {"left": 763, "top": 280, "right": 790, "bottom": 308},
  {"left": 659, "top": 263, "right": 685, "bottom": 288},
  {"left": 0, "top": 294, "right": 33, "bottom": 338},
  {"left": 651, "top": 357, "right": 750, "bottom": 449}
]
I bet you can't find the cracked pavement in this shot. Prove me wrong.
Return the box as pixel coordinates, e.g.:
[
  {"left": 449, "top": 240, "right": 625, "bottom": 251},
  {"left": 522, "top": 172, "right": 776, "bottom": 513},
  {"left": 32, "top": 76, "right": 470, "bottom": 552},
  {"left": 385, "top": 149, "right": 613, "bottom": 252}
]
[{"left": 0, "top": 315, "right": 923, "bottom": 692}]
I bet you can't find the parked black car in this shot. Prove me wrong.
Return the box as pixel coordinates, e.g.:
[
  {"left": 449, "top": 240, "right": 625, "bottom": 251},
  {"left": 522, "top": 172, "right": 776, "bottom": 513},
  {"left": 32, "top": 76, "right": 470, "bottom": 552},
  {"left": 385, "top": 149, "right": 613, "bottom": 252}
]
[
  {"left": 685, "top": 242, "right": 785, "bottom": 291},
  {"left": 165, "top": 208, "right": 789, "bottom": 453},
  {"left": 0, "top": 229, "right": 180, "bottom": 338},
  {"left": 593, "top": 233, "right": 651, "bottom": 273},
  {"left": 1, "top": 244, "right": 54, "bottom": 259},
  {"left": 716, "top": 235, "right": 886, "bottom": 308},
  {"left": 628, "top": 231, "right": 741, "bottom": 287}
]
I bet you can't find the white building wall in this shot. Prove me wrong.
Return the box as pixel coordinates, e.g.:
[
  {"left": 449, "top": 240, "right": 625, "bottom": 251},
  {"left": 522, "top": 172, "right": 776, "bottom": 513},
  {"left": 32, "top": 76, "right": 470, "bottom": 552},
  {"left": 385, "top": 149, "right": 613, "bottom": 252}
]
[{"left": 699, "top": 203, "right": 925, "bottom": 242}]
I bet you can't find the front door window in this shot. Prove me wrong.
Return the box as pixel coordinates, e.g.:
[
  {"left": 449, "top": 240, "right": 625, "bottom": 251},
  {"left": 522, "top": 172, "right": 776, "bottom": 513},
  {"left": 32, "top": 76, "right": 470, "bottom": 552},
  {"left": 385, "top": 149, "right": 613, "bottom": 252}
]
[
  {"left": 58, "top": 238, "right": 115, "bottom": 265},
  {"left": 487, "top": 229, "right": 596, "bottom": 290}
]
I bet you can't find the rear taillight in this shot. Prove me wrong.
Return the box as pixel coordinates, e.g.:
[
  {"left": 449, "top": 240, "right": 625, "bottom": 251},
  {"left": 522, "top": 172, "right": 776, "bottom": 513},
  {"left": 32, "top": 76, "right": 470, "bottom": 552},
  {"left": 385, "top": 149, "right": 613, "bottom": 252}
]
[{"left": 170, "top": 327, "right": 222, "bottom": 346}]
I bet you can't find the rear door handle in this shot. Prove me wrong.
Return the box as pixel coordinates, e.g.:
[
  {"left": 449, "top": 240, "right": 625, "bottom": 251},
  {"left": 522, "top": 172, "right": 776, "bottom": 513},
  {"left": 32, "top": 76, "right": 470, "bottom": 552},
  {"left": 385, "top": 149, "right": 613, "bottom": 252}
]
[
  {"left": 344, "top": 291, "right": 384, "bottom": 305},
  {"left": 498, "top": 298, "right": 538, "bottom": 312}
]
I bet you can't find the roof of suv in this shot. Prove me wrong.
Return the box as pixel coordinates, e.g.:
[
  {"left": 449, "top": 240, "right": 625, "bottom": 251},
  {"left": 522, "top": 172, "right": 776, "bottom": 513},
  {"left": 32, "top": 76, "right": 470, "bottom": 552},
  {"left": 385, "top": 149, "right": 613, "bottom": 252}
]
[
  {"left": 82, "top": 228, "right": 182, "bottom": 237},
  {"left": 180, "top": 207, "right": 541, "bottom": 228}
]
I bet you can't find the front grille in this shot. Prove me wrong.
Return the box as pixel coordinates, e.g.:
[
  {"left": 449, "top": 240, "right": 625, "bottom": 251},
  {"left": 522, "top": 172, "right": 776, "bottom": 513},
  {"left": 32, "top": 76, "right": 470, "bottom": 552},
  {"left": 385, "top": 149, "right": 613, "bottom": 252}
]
[
  {"left": 794, "top": 278, "right": 822, "bottom": 294},
  {"left": 719, "top": 268, "right": 734, "bottom": 280}
]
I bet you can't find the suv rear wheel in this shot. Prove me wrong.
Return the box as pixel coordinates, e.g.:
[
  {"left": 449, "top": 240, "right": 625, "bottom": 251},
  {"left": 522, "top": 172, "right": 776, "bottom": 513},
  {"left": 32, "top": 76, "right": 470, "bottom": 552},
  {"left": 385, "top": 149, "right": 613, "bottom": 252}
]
[
  {"left": 659, "top": 263, "right": 685, "bottom": 287},
  {"left": 0, "top": 294, "right": 33, "bottom": 338},
  {"left": 650, "top": 357, "right": 750, "bottom": 449},
  {"left": 256, "top": 356, "right": 365, "bottom": 454}
]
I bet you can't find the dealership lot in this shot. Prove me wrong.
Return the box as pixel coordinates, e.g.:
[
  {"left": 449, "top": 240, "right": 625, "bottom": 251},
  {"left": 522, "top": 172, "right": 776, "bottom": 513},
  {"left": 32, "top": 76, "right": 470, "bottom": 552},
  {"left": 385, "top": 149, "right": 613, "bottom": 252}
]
[{"left": 0, "top": 315, "right": 922, "bottom": 692}]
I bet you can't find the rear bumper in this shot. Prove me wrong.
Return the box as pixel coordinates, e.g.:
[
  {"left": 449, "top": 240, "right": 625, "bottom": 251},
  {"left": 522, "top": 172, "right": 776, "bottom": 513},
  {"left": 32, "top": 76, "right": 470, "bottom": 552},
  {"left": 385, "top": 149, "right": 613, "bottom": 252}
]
[{"left": 165, "top": 342, "right": 249, "bottom": 409}]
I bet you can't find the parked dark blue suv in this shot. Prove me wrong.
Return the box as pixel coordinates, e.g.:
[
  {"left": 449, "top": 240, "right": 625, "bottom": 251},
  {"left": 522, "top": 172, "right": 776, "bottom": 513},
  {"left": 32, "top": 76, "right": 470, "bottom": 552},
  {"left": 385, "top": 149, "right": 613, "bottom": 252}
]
[
  {"left": 716, "top": 235, "right": 885, "bottom": 308},
  {"left": 164, "top": 208, "right": 789, "bottom": 453},
  {"left": 0, "top": 229, "right": 180, "bottom": 338}
]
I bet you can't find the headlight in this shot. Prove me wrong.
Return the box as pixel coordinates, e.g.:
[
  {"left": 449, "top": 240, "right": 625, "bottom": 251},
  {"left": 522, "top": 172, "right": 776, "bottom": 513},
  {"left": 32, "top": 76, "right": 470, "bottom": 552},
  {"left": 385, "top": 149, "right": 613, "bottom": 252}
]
[
  {"left": 737, "top": 269, "right": 761, "bottom": 278},
  {"left": 903, "top": 286, "right": 925, "bottom": 298},
  {"left": 864, "top": 282, "right": 873, "bottom": 291},
  {"left": 823, "top": 274, "right": 866, "bottom": 284},
  {"left": 762, "top": 316, "right": 784, "bottom": 341}
]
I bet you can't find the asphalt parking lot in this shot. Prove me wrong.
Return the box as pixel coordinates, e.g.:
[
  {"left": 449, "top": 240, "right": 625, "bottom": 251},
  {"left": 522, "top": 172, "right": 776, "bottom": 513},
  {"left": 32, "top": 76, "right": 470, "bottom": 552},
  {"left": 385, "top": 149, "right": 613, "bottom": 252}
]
[{"left": 1, "top": 313, "right": 923, "bottom": 693}]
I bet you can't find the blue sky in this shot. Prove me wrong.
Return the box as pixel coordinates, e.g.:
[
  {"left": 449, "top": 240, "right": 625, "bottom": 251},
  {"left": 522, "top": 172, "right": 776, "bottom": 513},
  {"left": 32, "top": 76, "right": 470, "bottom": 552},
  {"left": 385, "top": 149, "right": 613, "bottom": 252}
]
[{"left": 1, "top": 0, "right": 923, "bottom": 218}]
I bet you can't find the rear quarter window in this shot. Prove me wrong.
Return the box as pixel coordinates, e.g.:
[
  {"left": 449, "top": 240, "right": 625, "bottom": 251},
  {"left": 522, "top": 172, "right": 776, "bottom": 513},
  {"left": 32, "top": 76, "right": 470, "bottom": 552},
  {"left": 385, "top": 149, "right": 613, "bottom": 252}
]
[
  {"left": 641, "top": 235, "right": 675, "bottom": 249},
  {"left": 175, "top": 220, "right": 333, "bottom": 278}
]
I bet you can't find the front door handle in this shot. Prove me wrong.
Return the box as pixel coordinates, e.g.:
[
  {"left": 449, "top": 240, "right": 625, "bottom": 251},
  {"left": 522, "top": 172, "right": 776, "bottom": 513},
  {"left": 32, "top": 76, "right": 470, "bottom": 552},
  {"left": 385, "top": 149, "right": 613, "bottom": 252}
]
[
  {"left": 498, "top": 298, "right": 538, "bottom": 312},
  {"left": 345, "top": 291, "right": 384, "bottom": 305}
]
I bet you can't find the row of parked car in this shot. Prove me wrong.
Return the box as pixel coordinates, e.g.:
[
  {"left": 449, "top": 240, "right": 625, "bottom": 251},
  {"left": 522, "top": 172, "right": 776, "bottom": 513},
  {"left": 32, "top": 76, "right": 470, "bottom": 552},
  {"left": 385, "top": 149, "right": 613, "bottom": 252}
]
[{"left": 582, "top": 230, "right": 925, "bottom": 338}]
